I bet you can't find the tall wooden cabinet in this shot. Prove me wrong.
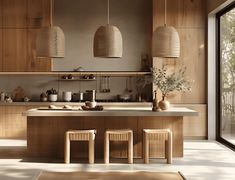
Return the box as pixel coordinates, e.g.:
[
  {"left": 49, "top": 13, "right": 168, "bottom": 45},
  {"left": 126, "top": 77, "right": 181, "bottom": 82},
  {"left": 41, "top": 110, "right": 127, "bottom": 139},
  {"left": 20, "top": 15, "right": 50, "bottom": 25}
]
[{"left": 0, "top": 0, "right": 52, "bottom": 72}]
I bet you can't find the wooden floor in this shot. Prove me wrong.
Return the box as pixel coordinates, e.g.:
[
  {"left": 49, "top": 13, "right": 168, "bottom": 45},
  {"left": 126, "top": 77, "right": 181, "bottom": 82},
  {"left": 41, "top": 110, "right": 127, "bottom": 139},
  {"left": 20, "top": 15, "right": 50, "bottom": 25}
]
[{"left": 0, "top": 140, "right": 235, "bottom": 180}]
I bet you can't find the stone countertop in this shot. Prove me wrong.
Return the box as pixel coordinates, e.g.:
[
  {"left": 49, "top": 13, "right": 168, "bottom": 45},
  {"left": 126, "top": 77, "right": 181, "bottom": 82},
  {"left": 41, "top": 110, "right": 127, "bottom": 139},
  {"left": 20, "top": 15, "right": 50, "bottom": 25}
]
[
  {"left": 23, "top": 107, "right": 198, "bottom": 117},
  {"left": 0, "top": 102, "right": 152, "bottom": 106}
]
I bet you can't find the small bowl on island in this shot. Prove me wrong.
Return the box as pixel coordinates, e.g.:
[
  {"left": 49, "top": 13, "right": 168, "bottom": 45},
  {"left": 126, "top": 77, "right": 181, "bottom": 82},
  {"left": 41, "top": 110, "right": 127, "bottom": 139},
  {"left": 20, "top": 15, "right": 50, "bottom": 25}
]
[{"left": 85, "top": 101, "right": 97, "bottom": 108}]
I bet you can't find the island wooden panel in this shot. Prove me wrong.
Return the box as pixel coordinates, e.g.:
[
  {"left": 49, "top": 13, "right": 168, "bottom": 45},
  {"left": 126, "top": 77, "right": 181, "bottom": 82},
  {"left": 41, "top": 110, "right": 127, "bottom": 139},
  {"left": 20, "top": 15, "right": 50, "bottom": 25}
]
[
  {"left": 27, "top": 116, "right": 183, "bottom": 159},
  {"left": 0, "top": 106, "right": 27, "bottom": 138}
]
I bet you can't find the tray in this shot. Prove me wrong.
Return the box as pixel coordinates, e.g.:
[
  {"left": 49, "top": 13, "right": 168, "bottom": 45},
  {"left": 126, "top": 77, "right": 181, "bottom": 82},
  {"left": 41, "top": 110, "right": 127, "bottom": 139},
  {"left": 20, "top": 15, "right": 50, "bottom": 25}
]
[{"left": 81, "top": 105, "right": 103, "bottom": 111}]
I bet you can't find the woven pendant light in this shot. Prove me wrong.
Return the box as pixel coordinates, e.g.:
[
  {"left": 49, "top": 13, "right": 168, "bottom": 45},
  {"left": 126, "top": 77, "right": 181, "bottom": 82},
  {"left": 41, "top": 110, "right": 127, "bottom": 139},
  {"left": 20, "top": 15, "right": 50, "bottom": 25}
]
[
  {"left": 152, "top": 0, "right": 180, "bottom": 58},
  {"left": 36, "top": 0, "right": 65, "bottom": 58},
  {"left": 93, "top": 0, "right": 123, "bottom": 58}
]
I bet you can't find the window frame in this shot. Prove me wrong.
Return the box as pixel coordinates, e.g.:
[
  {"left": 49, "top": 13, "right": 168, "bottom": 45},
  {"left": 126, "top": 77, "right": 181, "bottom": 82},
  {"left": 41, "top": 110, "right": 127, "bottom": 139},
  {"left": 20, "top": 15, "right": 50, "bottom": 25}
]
[{"left": 216, "top": 1, "right": 235, "bottom": 151}]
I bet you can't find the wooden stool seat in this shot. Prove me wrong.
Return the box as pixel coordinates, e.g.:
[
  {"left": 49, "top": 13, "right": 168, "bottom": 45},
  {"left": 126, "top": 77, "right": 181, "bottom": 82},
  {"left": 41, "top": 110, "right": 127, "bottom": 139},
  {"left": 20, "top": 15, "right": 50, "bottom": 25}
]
[
  {"left": 143, "top": 129, "right": 172, "bottom": 164},
  {"left": 65, "top": 130, "right": 96, "bottom": 164},
  {"left": 104, "top": 129, "right": 133, "bottom": 164}
]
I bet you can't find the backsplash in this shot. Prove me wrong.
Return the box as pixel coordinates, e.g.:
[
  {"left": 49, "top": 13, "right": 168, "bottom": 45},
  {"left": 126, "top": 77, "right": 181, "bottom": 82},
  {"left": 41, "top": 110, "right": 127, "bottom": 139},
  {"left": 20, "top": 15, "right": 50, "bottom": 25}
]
[{"left": 0, "top": 75, "right": 152, "bottom": 102}]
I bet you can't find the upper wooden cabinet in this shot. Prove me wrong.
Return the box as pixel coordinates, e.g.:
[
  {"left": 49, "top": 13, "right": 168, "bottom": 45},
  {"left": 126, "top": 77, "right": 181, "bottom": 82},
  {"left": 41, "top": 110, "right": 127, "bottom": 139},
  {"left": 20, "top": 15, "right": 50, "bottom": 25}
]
[
  {"left": 2, "top": 29, "right": 28, "bottom": 72},
  {"left": 28, "top": 0, "right": 51, "bottom": 28},
  {"left": 2, "top": 0, "right": 28, "bottom": 28},
  {"left": 0, "top": 0, "right": 52, "bottom": 72},
  {"left": 0, "top": 30, "right": 2, "bottom": 71}
]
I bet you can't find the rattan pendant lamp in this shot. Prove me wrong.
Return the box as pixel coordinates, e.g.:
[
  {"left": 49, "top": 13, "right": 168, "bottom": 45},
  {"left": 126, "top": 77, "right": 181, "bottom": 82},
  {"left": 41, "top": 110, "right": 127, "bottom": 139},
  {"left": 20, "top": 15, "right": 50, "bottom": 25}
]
[
  {"left": 152, "top": 0, "right": 180, "bottom": 58},
  {"left": 93, "top": 0, "right": 123, "bottom": 58},
  {"left": 36, "top": 0, "right": 65, "bottom": 58}
]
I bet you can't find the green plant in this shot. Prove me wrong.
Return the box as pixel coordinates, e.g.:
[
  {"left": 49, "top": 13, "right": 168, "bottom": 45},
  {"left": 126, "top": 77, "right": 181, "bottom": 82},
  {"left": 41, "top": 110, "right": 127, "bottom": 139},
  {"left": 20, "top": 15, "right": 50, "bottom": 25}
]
[
  {"left": 152, "top": 66, "right": 192, "bottom": 100},
  {"left": 46, "top": 88, "right": 58, "bottom": 95}
]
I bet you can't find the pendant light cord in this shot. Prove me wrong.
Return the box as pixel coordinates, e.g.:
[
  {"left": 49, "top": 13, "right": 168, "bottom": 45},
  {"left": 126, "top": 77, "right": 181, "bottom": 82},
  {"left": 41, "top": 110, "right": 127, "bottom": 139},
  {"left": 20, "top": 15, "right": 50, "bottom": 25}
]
[
  {"left": 164, "top": 0, "right": 167, "bottom": 26},
  {"left": 107, "top": 0, "right": 110, "bottom": 25},
  {"left": 50, "top": 0, "right": 53, "bottom": 27}
]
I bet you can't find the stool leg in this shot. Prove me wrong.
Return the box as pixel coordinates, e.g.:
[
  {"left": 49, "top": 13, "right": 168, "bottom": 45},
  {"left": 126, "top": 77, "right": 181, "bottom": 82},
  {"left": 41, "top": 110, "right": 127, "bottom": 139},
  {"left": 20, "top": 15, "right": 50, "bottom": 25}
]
[
  {"left": 104, "top": 132, "right": 109, "bottom": 164},
  {"left": 65, "top": 132, "right": 70, "bottom": 164},
  {"left": 144, "top": 132, "right": 149, "bottom": 164},
  {"left": 128, "top": 132, "right": 133, "bottom": 164},
  {"left": 89, "top": 132, "right": 95, "bottom": 164},
  {"left": 167, "top": 131, "right": 172, "bottom": 164}
]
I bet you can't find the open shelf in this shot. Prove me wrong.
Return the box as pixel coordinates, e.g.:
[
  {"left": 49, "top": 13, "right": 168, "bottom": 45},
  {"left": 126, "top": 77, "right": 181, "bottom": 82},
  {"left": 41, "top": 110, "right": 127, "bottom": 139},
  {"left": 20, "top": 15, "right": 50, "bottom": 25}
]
[{"left": 0, "top": 71, "right": 151, "bottom": 77}]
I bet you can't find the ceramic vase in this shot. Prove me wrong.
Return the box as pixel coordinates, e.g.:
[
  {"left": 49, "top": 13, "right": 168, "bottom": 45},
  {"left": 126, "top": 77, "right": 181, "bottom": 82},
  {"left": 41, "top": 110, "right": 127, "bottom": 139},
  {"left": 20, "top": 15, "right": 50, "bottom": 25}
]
[{"left": 159, "top": 97, "right": 170, "bottom": 110}]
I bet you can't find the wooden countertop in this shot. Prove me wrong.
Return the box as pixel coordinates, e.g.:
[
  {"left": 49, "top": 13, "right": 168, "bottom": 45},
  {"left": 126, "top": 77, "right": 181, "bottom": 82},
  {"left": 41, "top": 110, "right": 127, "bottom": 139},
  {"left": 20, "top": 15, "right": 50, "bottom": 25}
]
[{"left": 23, "top": 107, "right": 198, "bottom": 117}]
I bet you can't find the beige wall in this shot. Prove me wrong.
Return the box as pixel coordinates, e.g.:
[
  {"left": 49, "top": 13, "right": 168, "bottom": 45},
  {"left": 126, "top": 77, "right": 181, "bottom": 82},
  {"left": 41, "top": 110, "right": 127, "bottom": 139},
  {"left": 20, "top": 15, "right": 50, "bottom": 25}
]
[{"left": 53, "top": 0, "right": 152, "bottom": 71}]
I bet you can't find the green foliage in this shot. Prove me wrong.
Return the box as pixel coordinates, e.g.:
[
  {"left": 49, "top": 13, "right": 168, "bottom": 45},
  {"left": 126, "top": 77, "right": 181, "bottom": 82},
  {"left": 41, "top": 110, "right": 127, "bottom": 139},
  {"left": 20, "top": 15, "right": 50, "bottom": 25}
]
[
  {"left": 221, "top": 8, "right": 235, "bottom": 91},
  {"left": 152, "top": 66, "right": 192, "bottom": 99},
  {"left": 46, "top": 88, "right": 58, "bottom": 95}
]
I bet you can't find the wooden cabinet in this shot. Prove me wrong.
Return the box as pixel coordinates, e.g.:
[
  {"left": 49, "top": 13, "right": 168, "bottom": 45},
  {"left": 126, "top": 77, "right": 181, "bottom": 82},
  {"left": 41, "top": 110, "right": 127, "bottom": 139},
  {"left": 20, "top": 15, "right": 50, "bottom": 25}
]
[
  {"left": 0, "top": 0, "right": 52, "bottom": 72},
  {"left": 0, "top": 29, "right": 2, "bottom": 71},
  {"left": 28, "top": 0, "right": 51, "bottom": 28},
  {"left": 2, "top": 29, "right": 28, "bottom": 71},
  {"left": 2, "top": 0, "right": 28, "bottom": 28},
  {"left": 27, "top": 29, "right": 52, "bottom": 72},
  {"left": 0, "top": 106, "right": 27, "bottom": 139},
  {"left": 0, "top": 0, "right": 2, "bottom": 28}
]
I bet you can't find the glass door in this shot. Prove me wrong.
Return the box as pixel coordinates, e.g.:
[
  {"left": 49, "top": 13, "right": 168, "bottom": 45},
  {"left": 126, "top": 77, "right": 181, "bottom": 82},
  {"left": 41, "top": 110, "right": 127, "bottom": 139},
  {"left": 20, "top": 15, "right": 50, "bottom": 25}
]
[{"left": 218, "top": 3, "right": 235, "bottom": 150}]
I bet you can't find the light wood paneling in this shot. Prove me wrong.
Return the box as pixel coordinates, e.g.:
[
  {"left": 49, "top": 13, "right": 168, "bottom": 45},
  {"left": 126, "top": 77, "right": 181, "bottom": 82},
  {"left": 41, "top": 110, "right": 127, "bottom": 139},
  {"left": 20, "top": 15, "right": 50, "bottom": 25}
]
[
  {"left": 27, "top": 0, "right": 51, "bottom": 28},
  {"left": 153, "top": 0, "right": 207, "bottom": 105},
  {"left": 0, "top": 0, "right": 2, "bottom": 28},
  {"left": 153, "top": 0, "right": 206, "bottom": 29},
  {"left": 2, "top": 0, "right": 27, "bottom": 28},
  {"left": 0, "top": 29, "right": 2, "bottom": 71},
  {"left": 164, "top": 29, "right": 206, "bottom": 104},
  {"left": 182, "top": 104, "right": 207, "bottom": 139},
  {"left": 27, "top": 29, "right": 51, "bottom": 72},
  {"left": 2, "top": 29, "right": 27, "bottom": 72}
]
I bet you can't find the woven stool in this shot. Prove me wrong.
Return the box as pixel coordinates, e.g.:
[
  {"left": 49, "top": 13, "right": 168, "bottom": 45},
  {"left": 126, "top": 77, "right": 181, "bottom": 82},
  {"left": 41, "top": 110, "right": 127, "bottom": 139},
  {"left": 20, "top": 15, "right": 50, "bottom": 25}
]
[
  {"left": 104, "top": 129, "right": 133, "bottom": 164},
  {"left": 64, "top": 130, "right": 96, "bottom": 164},
  {"left": 143, "top": 129, "right": 172, "bottom": 164}
]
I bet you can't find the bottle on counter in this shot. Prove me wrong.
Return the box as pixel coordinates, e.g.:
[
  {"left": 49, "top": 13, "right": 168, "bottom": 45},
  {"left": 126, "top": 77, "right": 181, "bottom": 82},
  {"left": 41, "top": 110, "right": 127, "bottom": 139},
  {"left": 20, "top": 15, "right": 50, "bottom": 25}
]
[
  {"left": 0, "top": 92, "right": 5, "bottom": 102},
  {"left": 152, "top": 90, "right": 161, "bottom": 112}
]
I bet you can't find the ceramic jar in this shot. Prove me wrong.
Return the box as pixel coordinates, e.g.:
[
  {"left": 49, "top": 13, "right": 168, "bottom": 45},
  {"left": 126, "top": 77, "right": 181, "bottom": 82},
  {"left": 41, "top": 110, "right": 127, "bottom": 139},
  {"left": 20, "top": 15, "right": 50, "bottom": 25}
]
[
  {"left": 159, "top": 98, "right": 170, "bottom": 110},
  {"left": 62, "top": 92, "right": 72, "bottom": 102},
  {"left": 48, "top": 94, "right": 58, "bottom": 102}
]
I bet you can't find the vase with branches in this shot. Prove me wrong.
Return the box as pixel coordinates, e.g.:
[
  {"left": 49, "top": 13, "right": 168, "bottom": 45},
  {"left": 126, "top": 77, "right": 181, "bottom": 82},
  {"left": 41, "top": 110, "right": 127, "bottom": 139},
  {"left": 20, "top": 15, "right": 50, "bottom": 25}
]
[{"left": 152, "top": 66, "right": 192, "bottom": 110}]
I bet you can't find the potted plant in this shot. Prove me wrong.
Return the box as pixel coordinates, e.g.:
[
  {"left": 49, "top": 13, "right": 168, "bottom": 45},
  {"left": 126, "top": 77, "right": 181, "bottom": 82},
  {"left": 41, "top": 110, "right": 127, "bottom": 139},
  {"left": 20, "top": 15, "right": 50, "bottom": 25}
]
[
  {"left": 152, "top": 66, "right": 191, "bottom": 110},
  {"left": 46, "top": 88, "right": 58, "bottom": 102}
]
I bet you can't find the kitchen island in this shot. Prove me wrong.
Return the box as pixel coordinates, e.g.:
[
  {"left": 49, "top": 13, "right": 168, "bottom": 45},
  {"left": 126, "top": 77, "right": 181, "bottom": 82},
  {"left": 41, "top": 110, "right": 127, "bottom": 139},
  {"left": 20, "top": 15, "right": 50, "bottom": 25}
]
[{"left": 23, "top": 107, "right": 198, "bottom": 160}]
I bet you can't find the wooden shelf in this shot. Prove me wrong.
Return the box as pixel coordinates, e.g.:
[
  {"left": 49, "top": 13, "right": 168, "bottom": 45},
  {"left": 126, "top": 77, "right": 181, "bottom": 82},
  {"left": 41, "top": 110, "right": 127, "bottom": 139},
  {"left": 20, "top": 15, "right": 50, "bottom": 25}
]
[
  {"left": 59, "top": 78, "right": 96, "bottom": 82},
  {"left": 0, "top": 71, "right": 151, "bottom": 77}
]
